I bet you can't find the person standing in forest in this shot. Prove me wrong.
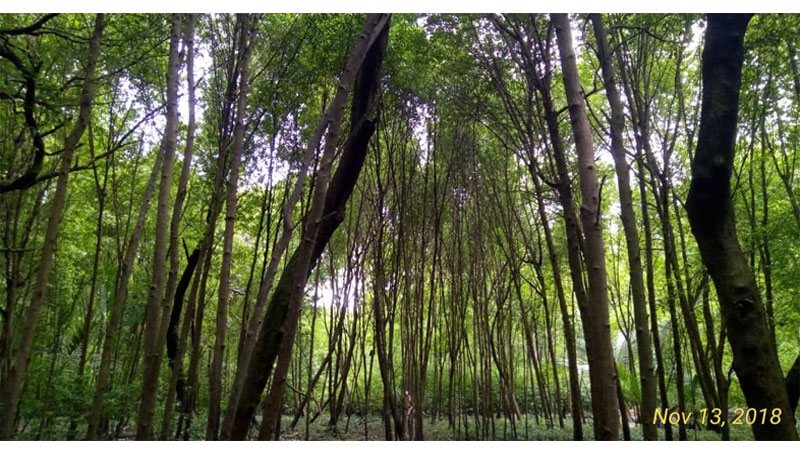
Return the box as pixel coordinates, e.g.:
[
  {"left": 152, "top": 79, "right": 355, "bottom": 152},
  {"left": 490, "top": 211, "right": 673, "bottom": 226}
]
[{"left": 402, "top": 390, "right": 414, "bottom": 441}]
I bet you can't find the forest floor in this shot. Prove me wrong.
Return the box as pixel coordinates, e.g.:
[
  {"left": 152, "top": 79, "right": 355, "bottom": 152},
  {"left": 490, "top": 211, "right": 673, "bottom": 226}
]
[
  {"left": 264, "top": 414, "right": 756, "bottom": 441},
  {"left": 17, "top": 414, "right": 753, "bottom": 441},
  {"left": 24, "top": 413, "right": 756, "bottom": 440}
]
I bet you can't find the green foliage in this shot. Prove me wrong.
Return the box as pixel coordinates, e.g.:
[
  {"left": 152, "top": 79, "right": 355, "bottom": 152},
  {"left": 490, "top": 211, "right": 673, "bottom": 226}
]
[{"left": 2, "top": 12, "right": 799, "bottom": 441}]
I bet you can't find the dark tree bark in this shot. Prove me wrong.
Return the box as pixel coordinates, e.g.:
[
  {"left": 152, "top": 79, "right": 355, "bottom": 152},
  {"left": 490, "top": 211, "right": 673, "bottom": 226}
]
[
  {"left": 786, "top": 355, "right": 800, "bottom": 413},
  {"left": 0, "top": 15, "right": 58, "bottom": 195},
  {"left": 685, "top": 13, "right": 798, "bottom": 441},
  {"left": 220, "top": 18, "right": 382, "bottom": 438},
  {"left": 259, "top": 20, "right": 390, "bottom": 441},
  {"left": 228, "top": 14, "right": 390, "bottom": 440},
  {"left": 160, "top": 244, "right": 200, "bottom": 439},
  {"left": 165, "top": 248, "right": 199, "bottom": 368}
]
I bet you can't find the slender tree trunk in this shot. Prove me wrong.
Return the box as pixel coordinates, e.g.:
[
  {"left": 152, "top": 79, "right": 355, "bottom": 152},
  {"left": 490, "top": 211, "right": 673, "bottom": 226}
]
[
  {"left": 77, "top": 126, "right": 108, "bottom": 382},
  {"left": 757, "top": 104, "right": 777, "bottom": 346},
  {"left": 87, "top": 139, "right": 165, "bottom": 440},
  {"left": 614, "top": 26, "right": 673, "bottom": 440},
  {"left": 259, "top": 19, "right": 391, "bottom": 441},
  {"left": 67, "top": 123, "right": 108, "bottom": 440},
  {"left": 666, "top": 254, "right": 687, "bottom": 440},
  {"left": 219, "top": 24, "right": 380, "bottom": 438},
  {"left": 135, "top": 14, "right": 184, "bottom": 440},
  {"left": 207, "top": 13, "right": 255, "bottom": 440},
  {"left": 526, "top": 23, "right": 597, "bottom": 439},
  {"left": 552, "top": 12, "right": 619, "bottom": 441},
  {"left": 372, "top": 182, "right": 403, "bottom": 439},
  {"left": 616, "top": 366, "right": 630, "bottom": 441},
  {"left": 591, "top": 13, "right": 657, "bottom": 440},
  {"left": 529, "top": 158, "right": 583, "bottom": 439},
  {"left": 160, "top": 14, "right": 198, "bottom": 439},
  {"left": 0, "top": 15, "right": 104, "bottom": 439}
]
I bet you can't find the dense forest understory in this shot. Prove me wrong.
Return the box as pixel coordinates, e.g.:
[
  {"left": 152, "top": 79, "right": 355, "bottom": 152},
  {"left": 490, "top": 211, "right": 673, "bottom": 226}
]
[{"left": 0, "top": 12, "right": 799, "bottom": 441}]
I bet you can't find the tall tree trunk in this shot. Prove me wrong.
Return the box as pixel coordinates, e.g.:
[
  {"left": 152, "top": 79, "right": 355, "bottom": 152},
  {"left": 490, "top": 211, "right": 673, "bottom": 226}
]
[
  {"left": 207, "top": 13, "right": 255, "bottom": 440},
  {"left": 527, "top": 23, "right": 598, "bottom": 440},
  {"left": 135, "top": 14, "right": 184, "bottom": 440},
  {"left": 665, "top": 253, "right": 687, "bottom": 440},
  {"left": 590, "top": 13, "right": 657, "bottom": 440},
  {"left": 259, "top": 18, "right": 391, "bottom": 441},
  {"left": 160, "top": 14, "right": 199, "bottom": 439},
  {"left": 77, "top": 125, "right": 108, "bottom": 383},
  {"left": 531, "top": 160, "right": 583, "bottom": 439},
  {"left": 0, "top": 15, "right": 104, "bottom": 439},
  {"left": 613, "top": 25, "right": 673, "bottom": 440},
  {"left": 230, "top": 15, "right": 388, "bottom": 440},
  {"left": 67, "top": 123, "right": 108, "bottom": 440},
  {"left": 685, "top": 13, "right": 798, "bottom": 440},
  {"left": 228, "top": 14, "right": 390, "bottom": 440},
  {"left": 372, "top": 166, "right": 403, "bottom": 438},
  {"left": 87, "top": 140, "right": 165, "bottom": 439},
  {"left": 552, "top": 12, "right": 620, "bottom": 441},
  {"left": 220, "top": 23, "right": 381, "bottom": 439}
]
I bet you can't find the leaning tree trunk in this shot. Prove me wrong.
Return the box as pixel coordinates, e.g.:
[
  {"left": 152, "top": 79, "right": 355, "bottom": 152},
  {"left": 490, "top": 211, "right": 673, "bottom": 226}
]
[
  {"left": 87, "top": 140, "right": 165, "bottom": 440},
  {"left": 258, "top": 17, "right": 391, "bottom": 441},
  {"left": 552, "top": 12, "right": 620, "bottom": 441},
  {"left": 228, "top": 14, "right": 390, "bottom": 440},
  {"left": 219, "top": 16, "right": 384, "bottom": 438},
  {"left": 0, "top": 15, "right": 104, "bottom": 440},
  {"left": 684, "top": 13, "right": 798, "bottom": 441}
]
